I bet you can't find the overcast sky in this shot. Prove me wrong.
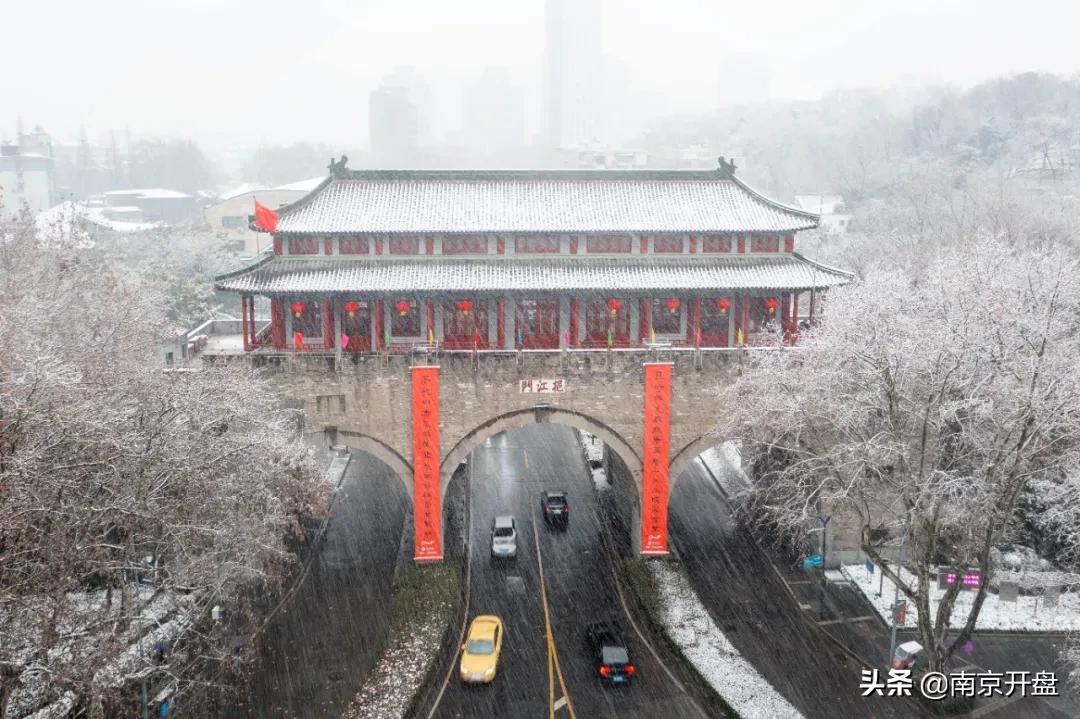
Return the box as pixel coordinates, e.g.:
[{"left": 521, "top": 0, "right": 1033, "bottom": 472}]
[{"left": 5, "top": 0, "right": 1079, "bottom": 148}]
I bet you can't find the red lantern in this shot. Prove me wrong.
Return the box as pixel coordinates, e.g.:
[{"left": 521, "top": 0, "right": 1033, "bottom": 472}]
[
  {"left": 395, "top": 300, "right": 411, "bottom": 317},
  {"left": 290, "top": 301, "right": 306, "bottom": 317},
  {"left": 765, "top": 297, "right": 780, "bottom": 314},
  {"left": 456, "top": 299, "right": 473, "bottom": 314},
  {"left": 665, "top": 298, "right": 681, "bottom": 313},
  {"left": 716, "top": 298, "right": 731, "bottom": 313},
  {"left": 607, "top": 298, "right": 622, "bottom": 316},
  {"left": 344, "top": 300, "right": 361, "bottom": 317}
]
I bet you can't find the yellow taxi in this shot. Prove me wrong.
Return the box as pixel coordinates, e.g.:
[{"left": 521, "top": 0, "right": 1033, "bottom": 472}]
[{"left": 460, "top": 615, "right": 504, "bottom": 684}]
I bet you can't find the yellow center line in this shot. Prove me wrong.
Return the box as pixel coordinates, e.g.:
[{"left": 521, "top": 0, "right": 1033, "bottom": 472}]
[{"left": 533, "top": 520, "right": 576, "bottom": 719}]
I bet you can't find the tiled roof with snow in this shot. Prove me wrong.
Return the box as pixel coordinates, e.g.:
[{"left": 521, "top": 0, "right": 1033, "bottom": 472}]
[
  {"left": 215, "top": 254, "right": 851, "bottom": 294},
  {"left": 272, "top": 170, "right": 818, "bottom": 234}
]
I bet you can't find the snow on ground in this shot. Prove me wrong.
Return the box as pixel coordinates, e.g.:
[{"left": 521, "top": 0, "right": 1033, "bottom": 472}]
[
  {"left": 580, "top": 430, "right": 604, "bottom": 463},
  {"left": 343, "top": 605, "right": 448, "bottom": 719},
  {"left": 841, "top": 564, "right": 1080, "bottom": 632},
  {"left": 649, "top": 561, "right": 803, "bottom": 719},
  {"left": 591, "top": 465, "right": 611, "bottom": 491},
  {"left": 698, "top": 441, "right": 752, "bottom": 496},
  {"left": 578, "top": 431, "right": 611, "bottom": 490}
]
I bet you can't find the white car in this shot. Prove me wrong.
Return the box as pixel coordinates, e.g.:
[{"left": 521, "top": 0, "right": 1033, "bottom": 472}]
[{"left": 490, "top": 516, "right": 517, "bottom": 559}]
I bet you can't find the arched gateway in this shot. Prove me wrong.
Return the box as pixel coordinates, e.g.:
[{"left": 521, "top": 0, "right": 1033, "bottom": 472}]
[{"left": 211, "top": 163, "right": 852, "bottom": 559}]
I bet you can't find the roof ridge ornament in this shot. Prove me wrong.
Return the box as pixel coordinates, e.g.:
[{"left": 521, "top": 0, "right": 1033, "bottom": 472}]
[
  {"left": 717, "top": 156, "right": 737, "bottom": 178},
  {"left": 328, "top": 154, "right": 349, "bottom": 177}
]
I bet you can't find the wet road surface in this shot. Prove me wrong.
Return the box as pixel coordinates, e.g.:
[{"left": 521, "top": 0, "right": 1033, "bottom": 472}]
[
  {"left": 433, "top": 425, "right": 706, "bottom": 719},
  {"left": 244, "top": 452, "right": 408, "bottom": 718},
  {"left": 669, "top": 455, "right": 916, "bottom": 719}
]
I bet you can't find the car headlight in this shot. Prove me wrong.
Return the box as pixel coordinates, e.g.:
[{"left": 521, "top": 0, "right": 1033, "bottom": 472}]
[{"left": 484, "top": 666, "right": 495, "bottom": 676}]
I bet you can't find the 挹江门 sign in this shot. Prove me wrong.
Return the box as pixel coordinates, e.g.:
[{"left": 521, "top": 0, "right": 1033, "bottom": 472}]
[{"left": 519, "top": 378, "right": 566, "bottom": 393}]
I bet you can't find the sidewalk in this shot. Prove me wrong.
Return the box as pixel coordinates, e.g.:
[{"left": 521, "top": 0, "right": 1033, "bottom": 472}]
[
  {"left": 697, "top": 443, "right": 1079, "bottom": 718},
  {"left": 773, "top": 558, "right": 1080, "bottom": 717}
]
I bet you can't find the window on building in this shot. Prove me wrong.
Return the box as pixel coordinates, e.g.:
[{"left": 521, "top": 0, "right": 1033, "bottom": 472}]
[
  {"left": 292, "top": 300, "right": 322, "bottom": 338},
  {"left": 222, "top": 215, "right": 247, "bottom": 229},
  {"left": 442, "top": 236, "right": 488, "bottom": 254},
  {"left": 516, "top": 299, "right": 559, "bottom": 348},
  {"left": 289, "top": 237, "right": 319, "bottom": 255},
  {"left": 702, "top": 300, "right": 728, "bottom": 333},
  {"left": 340, "top": 236, "right": 370, "bottom": 254},
  {"left": 652, "top": 235, "right": 684, "bottom": 253},
  {"left": 701, "top": 236, "right": 731, "bottom": 252},
  {"left": 750, "top": 235, "right": 780, "bottom": 252},
  {"left": 341, "top": 300, "right": 371, "bottom": 350},
  {"left": 651, "top": 298, "right": 681, "bottom": 334},
  {"left": 390, "top": 299, "right": 420, "bottom": 337},
  {"left": 586, "top": 235, "right": 632, "bottom": 253},
  {"left": 514, "top": 236, "right": 560, "bottom": 253},
  {"left": 585, "top": 299, "right": 630, "bottom": 345},
  {"left": 388, "top": 236, "right": 420, "bottom": 255},
  {"left": 443, "top": 299, "right": 488, "bottom": 347}
]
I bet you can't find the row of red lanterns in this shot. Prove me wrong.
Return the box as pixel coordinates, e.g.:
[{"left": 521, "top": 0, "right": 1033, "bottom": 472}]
[{"left": 293, "top": 297, "right": 776, "bottom": 319}]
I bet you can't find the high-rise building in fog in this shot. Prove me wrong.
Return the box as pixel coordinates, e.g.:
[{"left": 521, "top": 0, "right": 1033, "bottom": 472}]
[
  {"left": 543, "top": 0, "right": 603, "bottom": 149},
  {"left": 716, "top": 53, "right": 772, "bottom": 108},
  {"left": 369, "top": 67, "right": 432, "bottom": 165},
  {"left": 463, "top": 67, "right": 524, "bottom": 153}
]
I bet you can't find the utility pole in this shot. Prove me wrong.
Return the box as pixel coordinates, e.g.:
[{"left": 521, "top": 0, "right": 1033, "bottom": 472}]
[{"left": 887, "top": 524, "right": 907, "bottom": 668}]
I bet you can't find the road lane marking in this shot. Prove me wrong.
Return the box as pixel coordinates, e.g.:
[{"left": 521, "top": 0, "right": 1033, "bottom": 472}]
[
  {"left": 816, "top": 615, "right": 876, "bottom": 626},
  {"left": 533, "top": 520, "right": 576, "bottom": 719},
  {"left": 426, "top": 461, "right": 473, "bottom": 719},
  {"left": 524, "top": 448, "right": 529, "bottom": 468}
]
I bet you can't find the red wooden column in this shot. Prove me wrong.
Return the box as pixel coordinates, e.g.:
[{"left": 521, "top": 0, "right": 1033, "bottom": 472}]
[
  {"left": 322, "top": 298, "right": 334, "bottom": 349},
  {"left": 735, "top": 295, "right": 751, "bottom": 346},
  {"left": 569, "top": 298, "right": 579, "bottom": 348},
  {"left": 270, "top": 298, "right": 286, "bottom": 349},
  {"left": 780, "top": 292, "right": 791, "bottom": 340},
  {"left": 426, "top": 299, "right": 435, "bottom": 344},
  {"left": 241, "top": 295, "right": 251, "bottom": 351},
  {"left": 411, "top": 366, "right": 442, "bottom": 561},
  {"left": 247, "top": 296, "right": 257, "bottom": 348},
  {"left": 690, "top": 297, "right": 702, "bottom": 348},
  {"left": 640, "top": 297, "right": 652, "bottom": 343},
  {"left": 790, "top": 292, "right": 800, "bottom": 345},
  {"left": 375, "top": 299, "right": 385, "bottom": 351},
  {"left": 497, "top": 297, "right": 506, "bottom": 349}
]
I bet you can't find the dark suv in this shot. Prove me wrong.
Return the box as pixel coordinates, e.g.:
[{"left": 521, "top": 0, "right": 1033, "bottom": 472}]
[
  {"left": 585, "top": 620, "right": 635, "bottom": 685},
  {"left": 540, "top": 491, "right": 569, "bottom": 529}
]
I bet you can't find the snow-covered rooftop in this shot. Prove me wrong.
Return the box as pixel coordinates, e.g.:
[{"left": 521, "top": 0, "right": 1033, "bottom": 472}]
[
  {"left": 272, "top": 170, "right": 819, "bottom": 234},
  {"left": 794, "top": 194, "right": 847, "bottom": 215},
  {"left": 103, "top": 188, "right": 192, "bottom": 200},
  {"left": 38, "top": 201, "right": 163, "bottom": 233},
  {"left": 217, "top": 176, "right": 328, "bottom": 203},
  {"left": 215, "top": 254, "right": 852, "bottom": 294}
]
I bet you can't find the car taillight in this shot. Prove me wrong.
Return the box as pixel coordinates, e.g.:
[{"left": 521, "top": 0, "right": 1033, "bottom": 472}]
[
  {"left": 599, "top": 665, "right": 611, "bottom": 677},
  {"left": 624, "top": 664, "right": 635, "bottom": 676},
  {"left": 544, "top": 506, "right": 551, "bottom": 513}
]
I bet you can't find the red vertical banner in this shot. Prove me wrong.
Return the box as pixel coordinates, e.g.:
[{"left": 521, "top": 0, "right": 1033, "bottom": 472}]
[
  {"left": 411, "top": 366, "right": 443, "bottom": 561},
  {"left": 642, "top": 362, "right": 672, "bottom": 555}
]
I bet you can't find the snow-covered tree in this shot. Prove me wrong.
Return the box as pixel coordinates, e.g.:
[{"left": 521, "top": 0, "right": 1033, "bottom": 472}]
[
  {"left": 724, "top": 235, "right": 1080, "bottom": 674},
  {"left": 0, "top": 209, "right": 328, "bottom": 715}
]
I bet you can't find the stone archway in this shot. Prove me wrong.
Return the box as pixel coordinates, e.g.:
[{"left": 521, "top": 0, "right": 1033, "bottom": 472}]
[
  {"left": 328, "top": 429, "right": 415, "bottom": 501},
  {"left": 439, "top": 406, "right": 645, "bottom": 551},
  {"left": 439, "top": 405, "right": 642, "bottom": 501},
  {"left": 669, "top": 433, "right": 730, "bottom": 492}
]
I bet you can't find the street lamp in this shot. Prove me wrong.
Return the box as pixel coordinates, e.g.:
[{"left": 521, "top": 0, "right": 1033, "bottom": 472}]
[
  {"left": 887, "top": 521, "right": 909, "bottom": 669},
  {"left": 806, "top": 514, "right": 831, "bottom": 571}
]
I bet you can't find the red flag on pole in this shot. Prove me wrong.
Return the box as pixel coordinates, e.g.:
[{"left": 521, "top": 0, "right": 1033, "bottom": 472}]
[{"left": 254, "top": 200, "right": 279, "bottom": 232}]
